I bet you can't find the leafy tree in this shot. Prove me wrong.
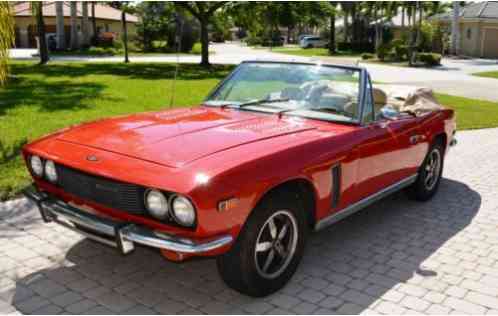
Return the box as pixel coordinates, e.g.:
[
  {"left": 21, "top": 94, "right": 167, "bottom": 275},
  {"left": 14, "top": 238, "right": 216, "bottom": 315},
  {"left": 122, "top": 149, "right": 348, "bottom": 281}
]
[
  {"left": 175, "top": 2, "right": 228, "bottom": 67},
  {"left": 0, "top": 2, "right": 14, "bottom": 85},
  {"left": 135, "top": 2, "right": 175, "bottom": 51}
]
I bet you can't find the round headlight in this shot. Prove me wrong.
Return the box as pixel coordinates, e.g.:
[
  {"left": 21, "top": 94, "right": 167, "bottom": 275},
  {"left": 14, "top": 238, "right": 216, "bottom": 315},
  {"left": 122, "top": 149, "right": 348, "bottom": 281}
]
[
  {"left": 30, "top": 155, "right": 43, "bottom": 177},
  {"left": 44, "top": 160, "right": 58, "bottom": 183},
  {"left": 172, "top": 195, "right": 196, "bottom": 227},
  {"left": 145, "top": 190, "right": 169, "bottom": 220}
]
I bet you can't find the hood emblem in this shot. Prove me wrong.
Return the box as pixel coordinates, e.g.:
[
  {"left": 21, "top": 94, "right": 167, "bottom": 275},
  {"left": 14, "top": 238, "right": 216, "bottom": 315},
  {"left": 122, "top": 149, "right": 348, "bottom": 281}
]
[{"left": 86, "top": 155, "right": 99, "bottom": 162}]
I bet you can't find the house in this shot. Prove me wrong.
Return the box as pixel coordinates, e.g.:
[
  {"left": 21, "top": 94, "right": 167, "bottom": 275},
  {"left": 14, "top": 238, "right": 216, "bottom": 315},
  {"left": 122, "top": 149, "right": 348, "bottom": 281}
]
[
  {"left": 12, "top": 1, "right": 139, "bottom": 49},
  {"left": 430, "top": 1, "right": 498, "bottom": 58}
]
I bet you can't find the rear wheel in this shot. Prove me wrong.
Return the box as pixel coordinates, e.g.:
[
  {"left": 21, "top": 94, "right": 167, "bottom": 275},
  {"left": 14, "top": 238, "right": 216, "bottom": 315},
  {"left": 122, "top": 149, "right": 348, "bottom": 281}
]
[
  {"left": 216, "top": 191, "right": 308, "bottom": 297},
  {"left": 407, "top": 142, "right": 444, "bottom": 201}
]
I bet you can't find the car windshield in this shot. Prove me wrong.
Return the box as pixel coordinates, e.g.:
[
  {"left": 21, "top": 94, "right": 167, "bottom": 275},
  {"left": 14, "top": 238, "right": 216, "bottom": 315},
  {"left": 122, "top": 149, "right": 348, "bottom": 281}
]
[{"left": 204, "top": 62, "right": 362, "bottom": 123}]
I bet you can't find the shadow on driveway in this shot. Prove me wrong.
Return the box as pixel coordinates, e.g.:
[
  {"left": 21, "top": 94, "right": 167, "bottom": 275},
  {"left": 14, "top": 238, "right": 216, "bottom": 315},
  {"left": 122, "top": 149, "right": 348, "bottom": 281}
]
[{"left": 7, "top": 178, "right": 480, "bottom": 314}]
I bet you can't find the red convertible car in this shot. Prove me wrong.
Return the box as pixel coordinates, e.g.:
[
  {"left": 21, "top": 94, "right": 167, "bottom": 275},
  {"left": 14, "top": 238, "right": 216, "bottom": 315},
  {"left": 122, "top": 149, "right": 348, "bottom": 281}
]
[{"left": 23, "top": 61, "right": 456, "bottom": 297}]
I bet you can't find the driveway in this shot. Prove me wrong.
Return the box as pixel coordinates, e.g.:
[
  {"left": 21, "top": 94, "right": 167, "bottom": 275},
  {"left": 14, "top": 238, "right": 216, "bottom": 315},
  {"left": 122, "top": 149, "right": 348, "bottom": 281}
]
[
  {"left": 10, "top": 43, "right": 498, "bottom": 102},
  {"left": 1, "top": 127, "right": 498, "bottom": 314}
]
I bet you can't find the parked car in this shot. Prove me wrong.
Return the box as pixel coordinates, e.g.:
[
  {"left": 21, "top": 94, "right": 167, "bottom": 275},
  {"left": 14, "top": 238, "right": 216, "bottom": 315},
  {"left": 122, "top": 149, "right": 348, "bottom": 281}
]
[
  {"left": 300, "top": 36, "right": 328, "bottom": 48},
  {"left": 23, "top": 61, "right": 456, "bottom": 297}
]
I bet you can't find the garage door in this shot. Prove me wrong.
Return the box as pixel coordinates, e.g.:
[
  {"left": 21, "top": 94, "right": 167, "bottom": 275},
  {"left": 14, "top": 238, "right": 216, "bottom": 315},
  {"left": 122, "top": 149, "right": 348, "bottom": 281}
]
[{"left": 483, "top": 28, "right": 498, "bottom": 59}]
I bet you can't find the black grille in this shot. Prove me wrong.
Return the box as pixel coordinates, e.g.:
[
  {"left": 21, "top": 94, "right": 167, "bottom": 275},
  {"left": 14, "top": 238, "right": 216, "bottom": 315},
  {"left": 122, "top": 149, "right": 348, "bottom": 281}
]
[{"left": 56, "top": 164, "right": 146, "bottom": 215}]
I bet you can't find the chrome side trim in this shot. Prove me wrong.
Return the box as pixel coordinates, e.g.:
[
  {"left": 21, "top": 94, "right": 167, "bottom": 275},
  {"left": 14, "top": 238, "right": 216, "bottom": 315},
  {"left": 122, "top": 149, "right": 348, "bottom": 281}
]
[
  {"left": 314, "top": 174, "right": 418, "bottom": 231},
  {"left": 23, "top": 186, "right": 233, "bottom": 255}
]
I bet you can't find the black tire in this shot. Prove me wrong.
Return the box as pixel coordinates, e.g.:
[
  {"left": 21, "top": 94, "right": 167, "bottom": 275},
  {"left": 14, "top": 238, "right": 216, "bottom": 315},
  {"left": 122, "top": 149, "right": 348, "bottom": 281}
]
[
  {"left": 407, "top": 141, "right": 444, "bottom": 201},
  {"left": 306, "top": 44, "right": 313, "bottom": 49},
  {"left": 216, "top": 190, "right": 308, "bottom": 297}
]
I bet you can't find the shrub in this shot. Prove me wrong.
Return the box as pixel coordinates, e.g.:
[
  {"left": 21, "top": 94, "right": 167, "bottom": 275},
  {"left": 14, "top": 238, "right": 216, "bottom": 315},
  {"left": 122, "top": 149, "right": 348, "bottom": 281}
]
[
  {"left": 376, "top": 43, "right": 391, "bottom": 61},
  {"left": 191, "top": 42, "right": 202, "bottom": 54},
  {"left": 245, "top": 36, "right": 262, "bottom": 46},
  {"left": 361, "top": 53, "right": 375, "bottom": 60},
  {"left": 417, "top": 52, "right": 441, "bottom": 66}
]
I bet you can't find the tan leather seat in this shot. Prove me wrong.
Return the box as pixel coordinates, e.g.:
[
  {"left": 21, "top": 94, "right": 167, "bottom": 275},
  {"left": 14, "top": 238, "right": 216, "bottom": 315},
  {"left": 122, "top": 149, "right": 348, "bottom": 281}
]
[{"left": 372, "top": 87, "right": 387, "bottom": 114}]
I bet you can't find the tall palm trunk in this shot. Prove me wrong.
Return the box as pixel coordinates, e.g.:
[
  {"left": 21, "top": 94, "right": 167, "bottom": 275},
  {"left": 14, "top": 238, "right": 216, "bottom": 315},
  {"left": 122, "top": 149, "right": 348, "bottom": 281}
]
[
  {"left": 81, "top": 2, "right": 89, "bottom": 47},
  {"left": 69, "top": 2, "right": 78, "bottom": 49},
  {"left": 91, "top": 2, "right": 97, "bottom": 45},
  {"left": 121, "top": 11, "right": 129, "bottom": 63},
  {"left": 329, "top": 7, "right": 336, "bottom": 54},
  {"left": 55, "top": 2, "right": 65, "bottom": 50},
  {"left": 35, "top": 3, "right": 49, "bottom": 64},
  {"left": 451, "top": 2, "right": 460, "bottom": 55}
]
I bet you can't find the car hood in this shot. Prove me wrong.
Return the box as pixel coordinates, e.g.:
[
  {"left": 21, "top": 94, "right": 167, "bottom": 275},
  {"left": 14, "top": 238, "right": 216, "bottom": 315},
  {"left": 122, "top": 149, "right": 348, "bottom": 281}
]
[{"left": 56, "top": 107, "right": 317, "bottom": 168}]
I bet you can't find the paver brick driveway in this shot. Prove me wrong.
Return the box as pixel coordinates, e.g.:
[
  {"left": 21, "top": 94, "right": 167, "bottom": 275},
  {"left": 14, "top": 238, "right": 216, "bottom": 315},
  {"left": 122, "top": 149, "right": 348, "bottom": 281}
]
[{"left": 1, "top": 128, "right": 498, "bottom": 315}]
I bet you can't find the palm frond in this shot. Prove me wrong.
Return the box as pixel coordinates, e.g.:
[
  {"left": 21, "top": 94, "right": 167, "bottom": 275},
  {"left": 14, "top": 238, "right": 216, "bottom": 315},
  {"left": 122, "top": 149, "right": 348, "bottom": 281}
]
[{"left": 0, "top": 2, "right": 15, "bottom": 86}]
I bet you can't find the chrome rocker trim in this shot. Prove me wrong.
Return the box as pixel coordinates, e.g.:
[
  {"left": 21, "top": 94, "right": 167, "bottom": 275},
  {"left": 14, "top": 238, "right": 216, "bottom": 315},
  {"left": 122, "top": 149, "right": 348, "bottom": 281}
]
[
  {"left": 315, "top": 174, "right": 418, "bottom": 231},
  {"left": 23, "top": 186, "right": 233, "bottom": 255}
]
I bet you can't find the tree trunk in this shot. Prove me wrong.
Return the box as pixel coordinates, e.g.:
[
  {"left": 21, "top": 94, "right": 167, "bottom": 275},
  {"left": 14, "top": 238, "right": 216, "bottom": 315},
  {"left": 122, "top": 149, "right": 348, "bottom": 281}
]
[
  {"left": 70, "top": 2, "right": 78, "bottom": 50},
  {"left": 343, "top": 11, "right": 348, "bottom": 42},
  {"left": 451, "top": 2, "right": 460, "bottom": 56},
  {"left": 329, "top": 11, "right": 336, "bottom": 54},
  {"left": 121, "top": 11, "right": 129, "bottom": 63},
  {"left": 81, "top": 2, "right": 89, "bottom": 47},
  {"left": 200, "top": 17, "right": 210, "bottom": 66},
  {"left": 36, "top": 3, "right": 49, "bottom": 64},
  {"left": 401, "top": 7, "right": 405, "bottom": 28},
  {"left": 91, "top": 2, "right": 97, "bottom": 45},
  {"left": 55, "top": 2, "right": 65, "bottom": 50}
]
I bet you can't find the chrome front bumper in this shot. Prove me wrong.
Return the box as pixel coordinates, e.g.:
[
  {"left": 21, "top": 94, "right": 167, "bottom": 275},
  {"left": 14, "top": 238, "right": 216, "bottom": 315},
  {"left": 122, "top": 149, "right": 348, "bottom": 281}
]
[{"left": 23, "top": 186, "right": 233, "bottom": 255}]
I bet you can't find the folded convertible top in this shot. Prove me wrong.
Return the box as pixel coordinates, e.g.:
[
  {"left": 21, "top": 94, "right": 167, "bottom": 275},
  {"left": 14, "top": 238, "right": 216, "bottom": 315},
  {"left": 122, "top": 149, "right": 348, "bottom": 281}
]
[{"left": 374, "top": 84, "right": 444, "bottom": 116}]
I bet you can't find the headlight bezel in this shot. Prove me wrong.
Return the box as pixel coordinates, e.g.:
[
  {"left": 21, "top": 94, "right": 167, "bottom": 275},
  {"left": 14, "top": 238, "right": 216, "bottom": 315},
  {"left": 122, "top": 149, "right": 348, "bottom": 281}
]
[
  {"left": 144, "top": 189, "right": 170, "bottom": 220},
  {"left": 170, "top": 194, "right": 197, "bottom": 227},
  {"left": 44, "top": 159, "right": 58, "bottom": 183},
  {"left": 29, "top": 155, "right": 44, "bottom": 178}
]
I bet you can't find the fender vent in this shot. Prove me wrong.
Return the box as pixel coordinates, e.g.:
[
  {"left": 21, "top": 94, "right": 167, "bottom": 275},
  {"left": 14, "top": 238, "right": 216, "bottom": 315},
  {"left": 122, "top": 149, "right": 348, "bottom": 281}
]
[{"left": 331, "top": 164, "right": 341, "bottom": 208}]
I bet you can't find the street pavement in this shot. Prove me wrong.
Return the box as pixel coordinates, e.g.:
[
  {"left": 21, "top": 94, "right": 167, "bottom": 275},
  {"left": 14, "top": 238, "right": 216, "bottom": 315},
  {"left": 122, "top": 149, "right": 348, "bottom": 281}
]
[
  {"left": 1, "top": 127, "right": 498, "bottom": 314},
  {"left": 10, "top": 43, "right": 498, "bottom": 101}
]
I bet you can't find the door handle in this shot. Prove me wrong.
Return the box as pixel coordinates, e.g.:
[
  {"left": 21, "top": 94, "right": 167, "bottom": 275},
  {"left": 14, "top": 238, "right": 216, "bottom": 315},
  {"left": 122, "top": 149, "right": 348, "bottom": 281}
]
[{"left": 410, "top": 135, "right": 421, "bottom": 145}]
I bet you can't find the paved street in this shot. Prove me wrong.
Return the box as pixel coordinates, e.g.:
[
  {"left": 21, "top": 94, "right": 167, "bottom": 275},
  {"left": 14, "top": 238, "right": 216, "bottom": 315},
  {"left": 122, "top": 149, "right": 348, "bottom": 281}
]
[
  {"left": 1, "top": 127, "right": 498, "bottom": 314},
  {"left": 10, "top": 43, "right": 498, "bottom": 101}
]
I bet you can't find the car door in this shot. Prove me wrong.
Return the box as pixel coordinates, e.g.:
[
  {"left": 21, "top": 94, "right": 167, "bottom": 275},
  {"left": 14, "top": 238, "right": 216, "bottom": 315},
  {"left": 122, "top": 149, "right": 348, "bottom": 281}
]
[{"left": 354, "top": 75, "right": 420, "bottom": 200}]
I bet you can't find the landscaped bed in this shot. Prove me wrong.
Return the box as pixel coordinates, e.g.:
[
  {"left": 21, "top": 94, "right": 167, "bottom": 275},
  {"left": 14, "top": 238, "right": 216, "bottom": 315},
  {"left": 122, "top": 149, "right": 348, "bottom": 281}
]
[{"left": 1, "top": 61, "right": 497, "bottom": 200}]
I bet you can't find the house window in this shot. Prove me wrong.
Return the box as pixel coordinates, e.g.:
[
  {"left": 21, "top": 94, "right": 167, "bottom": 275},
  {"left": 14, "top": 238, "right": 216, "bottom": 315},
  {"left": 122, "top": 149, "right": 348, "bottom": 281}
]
[
  {"left": 105, "top": 24, "right": 110, "bottom": 32},
  {"left": 467, "top": 28, "right": 472, "bottom": 40}
]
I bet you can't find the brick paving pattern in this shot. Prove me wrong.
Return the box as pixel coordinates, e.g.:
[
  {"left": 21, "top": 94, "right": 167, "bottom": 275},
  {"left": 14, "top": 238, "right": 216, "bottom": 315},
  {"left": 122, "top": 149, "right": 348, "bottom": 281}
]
[{"left": 1, "top": 127, "right": 498, "bottom": 314}]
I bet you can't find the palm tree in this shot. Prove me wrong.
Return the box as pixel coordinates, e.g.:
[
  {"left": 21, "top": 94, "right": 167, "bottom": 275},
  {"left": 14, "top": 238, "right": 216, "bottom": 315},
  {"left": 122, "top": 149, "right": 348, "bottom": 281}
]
[
  {"left": 451, "top": 1, "right": 460, "bottom": 56},
  {"left": 70, "top": 2, "right": 78, "bottom": 50},
  {"left": 0, "top": 2, "right": 15, "bottom": 85},
  {"left": 32, "top": 2, "right": 49, "bottom": 64},
  {"left": 341, "top": 2, "right": 353, "bottom": 42},
  {"left": 81, "top": 2, "right": 90, "bottom": 47},
  {"left": 329, "top": 2, "right": 338, "bottom": 54},
  {"left": 91, "top": 2, "right": 97, "bottom": 45},
  {"left": 110, "top": 2, "right": 131, "bottom": 63},
  {"left": 55, "top": 2, "right": 65, "bottom": 50}
]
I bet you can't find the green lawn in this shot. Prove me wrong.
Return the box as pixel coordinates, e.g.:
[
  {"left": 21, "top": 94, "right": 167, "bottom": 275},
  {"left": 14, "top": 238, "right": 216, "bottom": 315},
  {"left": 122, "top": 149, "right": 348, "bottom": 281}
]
[
  {"left": 0, "top": 61, "right": 233, "bottom": 200},
  {"left": 435, "top": 93, "right": 498, "bottom": 130},
  {"left": 271, "top": 47, "right": 361, "bottom": 58},
  {"left": 0, "top": 61, "right": 497, "bottom": 200},
  {"left": 472, "top": 71, "right": 498, "bottom": 79}
]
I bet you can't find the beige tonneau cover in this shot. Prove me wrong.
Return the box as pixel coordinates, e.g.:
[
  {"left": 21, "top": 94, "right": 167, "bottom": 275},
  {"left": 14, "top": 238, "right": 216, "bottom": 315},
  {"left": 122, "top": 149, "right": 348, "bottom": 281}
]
[{"left": 373, "top": 84, "right": 444, "bottom": 116}]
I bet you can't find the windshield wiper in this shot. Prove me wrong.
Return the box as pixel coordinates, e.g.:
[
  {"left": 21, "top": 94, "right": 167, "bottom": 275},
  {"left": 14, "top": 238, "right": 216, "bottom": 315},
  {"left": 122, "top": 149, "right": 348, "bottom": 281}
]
[{"left": 237, "top": 98, "right": 290, "bottom": 108}]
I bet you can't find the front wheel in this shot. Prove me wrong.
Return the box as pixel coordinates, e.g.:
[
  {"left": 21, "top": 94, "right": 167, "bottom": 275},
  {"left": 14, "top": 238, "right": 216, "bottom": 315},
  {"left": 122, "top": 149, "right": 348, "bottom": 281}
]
[
  {"left": 216, "top": 192, "right": 308, "bottom": 297},
  {"left": 407, "top": 142, "right": 444, "bottom": 201}
]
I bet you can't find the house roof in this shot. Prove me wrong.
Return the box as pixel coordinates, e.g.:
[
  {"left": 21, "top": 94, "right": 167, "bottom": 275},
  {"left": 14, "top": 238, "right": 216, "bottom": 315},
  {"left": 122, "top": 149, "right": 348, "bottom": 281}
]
[
  {"left": 13, "top": 1, "right": 139, "bottom": 23},
  {"left": 430, "top": 1, "right": 498, "bottom": 21}
]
